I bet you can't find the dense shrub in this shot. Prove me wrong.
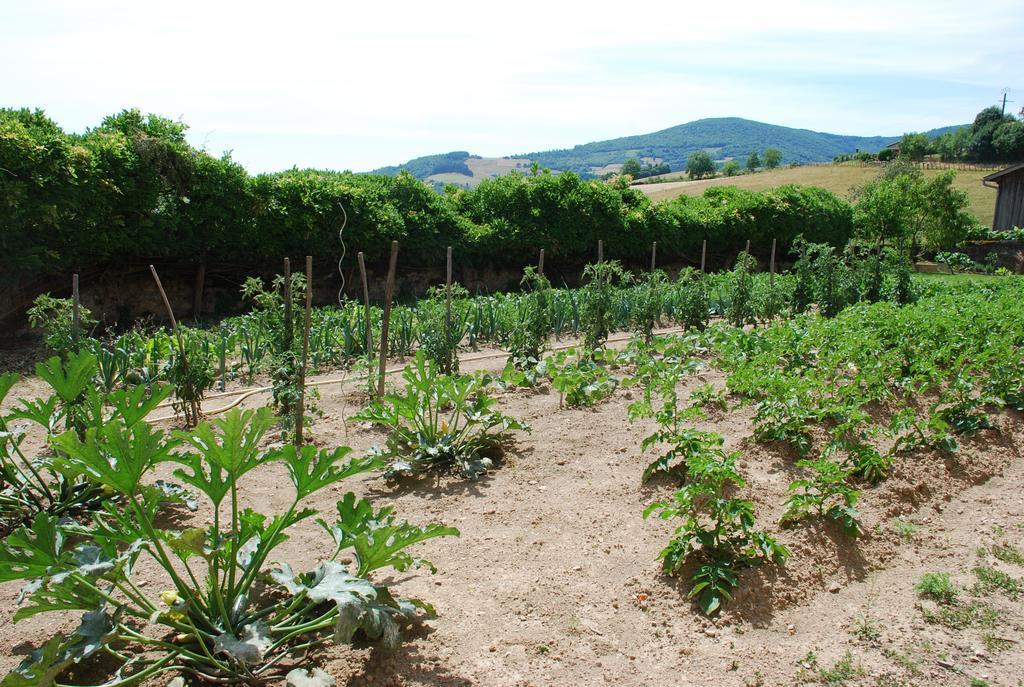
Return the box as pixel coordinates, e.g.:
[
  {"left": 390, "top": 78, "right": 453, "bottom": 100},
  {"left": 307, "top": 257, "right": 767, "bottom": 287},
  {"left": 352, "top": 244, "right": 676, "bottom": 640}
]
[{"left": 1, "top": 109, "right": 855, "bottom": 287}]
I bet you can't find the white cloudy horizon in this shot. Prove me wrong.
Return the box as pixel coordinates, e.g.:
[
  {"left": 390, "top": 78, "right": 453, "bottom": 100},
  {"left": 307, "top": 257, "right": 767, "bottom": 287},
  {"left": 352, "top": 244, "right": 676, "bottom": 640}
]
[{"left": 2, "top": 0, "right": 1021, "bottom": 172}]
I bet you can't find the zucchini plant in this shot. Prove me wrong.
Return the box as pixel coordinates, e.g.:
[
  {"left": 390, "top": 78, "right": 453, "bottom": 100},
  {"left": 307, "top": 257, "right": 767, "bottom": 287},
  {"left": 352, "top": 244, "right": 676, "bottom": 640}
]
[
  {"left": 1, "top": 406, "right": 457, "bottom": 687},
  {"left": 353, "top": 352, "right": 529, "bottom": 479}
]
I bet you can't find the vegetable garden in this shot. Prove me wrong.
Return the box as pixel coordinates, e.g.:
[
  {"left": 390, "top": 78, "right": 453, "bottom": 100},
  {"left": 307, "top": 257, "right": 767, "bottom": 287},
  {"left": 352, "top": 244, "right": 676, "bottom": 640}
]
[{"left": 2, "top": 240, "right": 1023, "bottom": 686}]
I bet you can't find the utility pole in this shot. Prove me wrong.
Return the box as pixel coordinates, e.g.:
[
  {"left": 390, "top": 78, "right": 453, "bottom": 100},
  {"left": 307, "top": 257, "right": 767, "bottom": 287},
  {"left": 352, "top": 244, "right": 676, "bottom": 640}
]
[{"left": 1001, "top": 88, "right": 1012, "bottom": 116}]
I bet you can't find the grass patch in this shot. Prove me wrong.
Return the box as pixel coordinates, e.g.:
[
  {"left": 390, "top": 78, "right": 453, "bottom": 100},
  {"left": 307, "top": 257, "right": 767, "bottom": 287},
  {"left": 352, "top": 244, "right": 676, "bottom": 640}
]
[
  {"left": 981, "top": 632, "right": 1014, "bottom": 653},
  {"left": 991, "top": 543, "right": 1024, "bottom": 566},
  {"left": 818, "top": 651, "right": 865, "bottom": 685},
  {"left": 921, "top": 600, "right": 1001, "bottom": 630},
  {"left": 972, "top": 566, "right": 1021, "bottom": 600},
  {"left": 916, "top": 572, "right": 959, "bottom": 604}
]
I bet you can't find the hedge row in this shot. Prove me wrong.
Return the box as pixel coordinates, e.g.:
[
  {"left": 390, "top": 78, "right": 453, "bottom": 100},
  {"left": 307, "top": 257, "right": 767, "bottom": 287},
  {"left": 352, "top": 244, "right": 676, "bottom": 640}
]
[{"left": 0, "top": 108, "right": 854, "bottom": 281}]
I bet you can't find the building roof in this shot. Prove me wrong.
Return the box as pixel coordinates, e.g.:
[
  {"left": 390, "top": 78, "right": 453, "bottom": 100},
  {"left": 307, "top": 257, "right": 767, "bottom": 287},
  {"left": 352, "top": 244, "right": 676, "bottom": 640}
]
[{"left": 983, "top": 162, "right": 1024, "bottom": 184}]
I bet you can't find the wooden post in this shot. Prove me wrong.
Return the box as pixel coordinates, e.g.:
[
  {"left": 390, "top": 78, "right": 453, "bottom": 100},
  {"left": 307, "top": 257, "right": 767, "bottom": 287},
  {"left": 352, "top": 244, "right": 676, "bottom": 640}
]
[
  {"left": 283, "top": 258, "right": 293, "bottom": 353},
  {"left": 295, "top": 256, "right": 312, "bottom": 446},
  {"left": 745, "top": 239, "right": 751, "bottom": 255},
  {"left": 700, "top": 240, "right": 707, "bottom": 273},
  {"left": 377, "top": 241, "right": 399, "bottom": 397},
  {"left": 357, "top": 252, "right": 373, "bottom": 356},
  {"left": 538, "top": 248, "right": 544, "bottom": 276},
  {"left": 650, "top": 242, "right": 657, "bottom": 272},
  {"left": 769, "top": 238, "right": 777, "bottom": 288},
  {"left": 444, "top": 245, "right": 453, "bottom": 361},
  {"left": 149, "top": 265, "right": 199, "bottom": 426},
  {"left": 597, "top": 239, "right": 604, "bottom": 264},
  {"left": 72, "top": 274, "right": 80, "bottom": 346}
]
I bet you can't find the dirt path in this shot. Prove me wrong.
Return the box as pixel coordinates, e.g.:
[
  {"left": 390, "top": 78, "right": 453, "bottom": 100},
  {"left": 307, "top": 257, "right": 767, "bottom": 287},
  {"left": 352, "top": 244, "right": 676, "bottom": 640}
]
[{"left": 1, "top": 345, "right": 1022, "bottom": 687}]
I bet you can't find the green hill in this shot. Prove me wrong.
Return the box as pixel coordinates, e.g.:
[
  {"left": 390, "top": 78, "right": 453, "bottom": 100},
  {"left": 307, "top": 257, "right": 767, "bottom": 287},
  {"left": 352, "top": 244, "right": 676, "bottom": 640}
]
[{"left": 372, "top": 117, "right": 965, "bottom": 183}]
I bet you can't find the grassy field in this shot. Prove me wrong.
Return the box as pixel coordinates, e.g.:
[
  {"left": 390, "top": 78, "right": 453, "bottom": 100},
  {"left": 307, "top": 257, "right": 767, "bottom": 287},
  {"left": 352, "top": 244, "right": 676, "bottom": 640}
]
[{"left": 634, "top": 163, "right": 997, "bottom": 224}]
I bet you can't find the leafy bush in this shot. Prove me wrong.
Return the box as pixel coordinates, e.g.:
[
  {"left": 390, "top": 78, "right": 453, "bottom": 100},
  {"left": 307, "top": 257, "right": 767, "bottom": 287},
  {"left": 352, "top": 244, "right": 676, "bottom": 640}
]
[
  {"left": 416, "top": 283, "right": 470, "bottom": 375},
  {"left": 27, "top": 294, "right": 97, "bottom": 353},
  {"left": 580, "top": 261, "right": 629, "bottom": 351},
  {"left": 672, "top": 268, "right": 709, "bottom": 331},
  {"left": 1, "top": 406, "right": 458, "bottom": 687},
  {"left": 505, "top": 267, "right": 552, "bottom": 365},
  {"left": 726, "top": 253, "right": 757, "bottom": 327},
  {"left": 353, "top": 352, "right": 528, "bottom": 479}
]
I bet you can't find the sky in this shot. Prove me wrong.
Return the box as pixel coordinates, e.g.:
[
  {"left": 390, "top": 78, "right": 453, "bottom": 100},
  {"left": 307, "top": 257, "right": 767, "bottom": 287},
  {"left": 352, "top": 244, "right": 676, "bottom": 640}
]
[{"left": 2, "top": 0, "right": 1022, "bottom": 173}]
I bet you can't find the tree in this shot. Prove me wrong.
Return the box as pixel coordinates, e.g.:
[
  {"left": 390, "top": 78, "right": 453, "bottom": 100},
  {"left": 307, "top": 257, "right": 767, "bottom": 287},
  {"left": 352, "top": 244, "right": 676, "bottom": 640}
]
[
  {"left": 686, "top": 151, "right": 715, "bottom": 180},
  {"left": 898, "top": 133, "right": 931, "bottom": 161},
  {"left": 722, "top": 160, "right": 741, "bottom": 177},
  {"left": 620, "top": 157, "right": 643, "bottom": 178},
  {"left": 763, "top": 148, "right": 782, "bottom": 169},
  {"left": 916, "top": 171, "right": 975, "bottom": 250},
  {"left": 745, "top": 151, "right": 760, "bottom": 172},
  {"left": 993, "top": 121, "right": 1024, "bottom": 160}
]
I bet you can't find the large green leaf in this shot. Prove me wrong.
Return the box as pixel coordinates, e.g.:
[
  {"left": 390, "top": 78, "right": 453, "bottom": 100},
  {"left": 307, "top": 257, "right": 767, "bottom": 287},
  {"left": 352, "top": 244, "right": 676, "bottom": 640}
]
[
  {"left": 0, "top": 514, "right": 68, "bottom": 582},
  {"left": 278, "top": 445, "right": 382, "bottom": 501},
  {"left": 321, "top": 492, "right": 459, "bottom": 576},
  {"left": 52, "top": 421, "right": 179, "bottom": 496}
]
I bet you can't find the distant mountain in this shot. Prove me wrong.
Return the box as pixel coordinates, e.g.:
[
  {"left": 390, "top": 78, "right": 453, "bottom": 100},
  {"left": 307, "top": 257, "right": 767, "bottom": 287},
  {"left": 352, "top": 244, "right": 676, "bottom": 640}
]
[{"left": 371, "top": 117, "right": 966, "bottom": 186}]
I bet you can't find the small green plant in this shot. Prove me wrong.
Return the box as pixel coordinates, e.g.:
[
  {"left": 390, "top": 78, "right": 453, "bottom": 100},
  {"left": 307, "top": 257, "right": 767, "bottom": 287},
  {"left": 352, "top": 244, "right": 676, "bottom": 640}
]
[
  {"left": 27, "top": 293, "right": 98, "bottom": 353},
  {"left": 851, "top": 614, "right": 881, "bottom": 643},
  {"left": 165, "top": 332, "right": 216, "bottom": 427},
  {"left": 353, "top": 352, "right": 529, "bottom": 479},
  {"left": 889, "top": 519, "right": 920, "bottom": 541},
  {"left": 644, "top": 441, "right": 788, "bottom": 615},
  {"left": 544, "top": 348, "right": 619, "bottom": 408},
  {"left": 921, "top": 600, "right": 1000, "bottom": 630},
  {"left": 781, "top": 458, "right": 861, "bottom": 537},
  {"left": 915, "top": 572, "right": 959, "bottom": 604}
]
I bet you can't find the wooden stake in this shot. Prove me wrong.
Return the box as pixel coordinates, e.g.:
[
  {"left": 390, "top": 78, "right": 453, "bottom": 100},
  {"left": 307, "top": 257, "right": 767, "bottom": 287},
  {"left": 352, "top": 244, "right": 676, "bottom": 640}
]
[
  {"left": 538, "top": 248, "right": 545, "bottom": 276},
  {"left": 283, "top": 258, "right": 293, "bottom": 353},
  {"left": 377, "top": 241, "right": 399, "bottom": 397},
  {"left": 700, "top": 240, "right": 707, "bottom": 272},
  {"left": 357, "top": 252, "right": 373, "bottom": 356},
  {"left": 598, "top": 239, "right": 604, "bottom": 263},
  {"left": 296, "top": 256, "right": 312, "bottom": 446},
  {"left": 72, "top": 274, "right": 80, "bottom": 346},
  {"left": 445, "top": 246, "right": 454, "bottom": 359},
  {"left": 650, "top": 242, "right": 657, "bottom": 272},
  {"left": 149, "top": 265, "right": 199, "bottom": 426},
  {"left": 770, "top": 238, "right": 777, "bottom": 288}
]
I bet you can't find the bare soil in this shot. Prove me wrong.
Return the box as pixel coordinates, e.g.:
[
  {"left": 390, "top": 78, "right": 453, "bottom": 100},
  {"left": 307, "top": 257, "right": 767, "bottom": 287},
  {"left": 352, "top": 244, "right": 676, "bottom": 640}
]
[{"left": 2, "top": 341, "right": 1023, "bottom": 687}]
